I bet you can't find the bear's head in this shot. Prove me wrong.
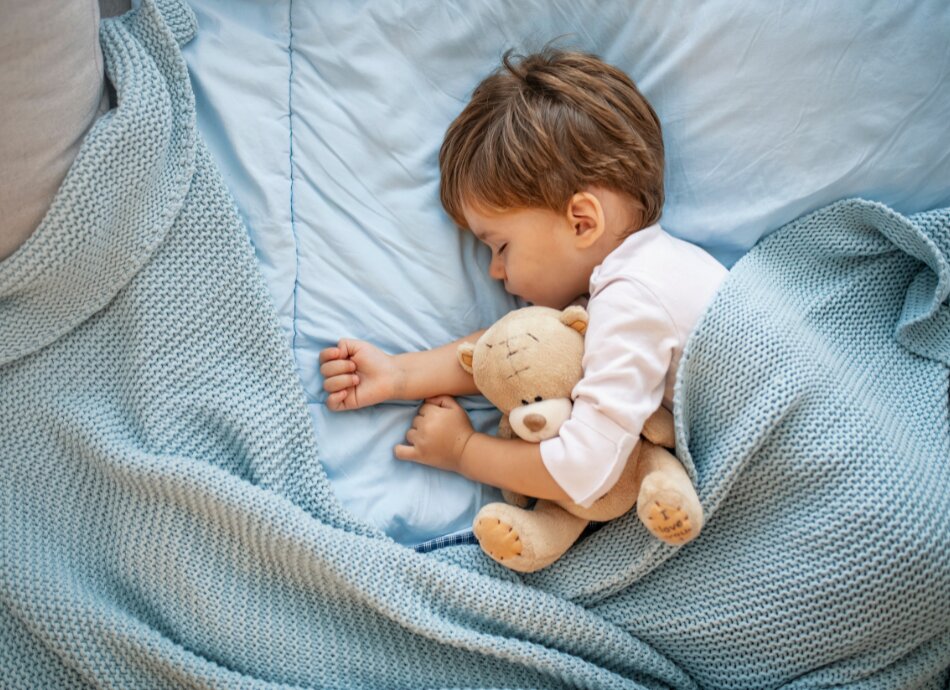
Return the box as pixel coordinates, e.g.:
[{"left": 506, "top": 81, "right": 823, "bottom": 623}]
[{"left": 457, "top": 305, "right": 588, "bottom": 442}]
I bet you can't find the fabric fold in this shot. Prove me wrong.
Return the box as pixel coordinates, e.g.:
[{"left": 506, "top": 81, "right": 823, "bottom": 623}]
[{"left": 891, "top": 206, "right": 950, "bottom": 365}]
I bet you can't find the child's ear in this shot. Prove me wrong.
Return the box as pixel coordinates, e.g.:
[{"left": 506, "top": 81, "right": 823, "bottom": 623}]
[{"left": 566, "top": 191, "right": 605, "bottom": 248}]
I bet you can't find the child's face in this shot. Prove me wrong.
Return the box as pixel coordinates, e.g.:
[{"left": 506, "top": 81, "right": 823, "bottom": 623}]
[{"left": 461, "top": 202, "right": 593, "bottom": 309}]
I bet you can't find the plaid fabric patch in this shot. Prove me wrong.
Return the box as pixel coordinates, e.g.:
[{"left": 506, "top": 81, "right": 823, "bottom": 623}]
[
  {"left": 414, "top": 530, "right": 478, "bottom": 553},
  {"left": 414, "top": 519, "right": 610, "bottom": 554}
]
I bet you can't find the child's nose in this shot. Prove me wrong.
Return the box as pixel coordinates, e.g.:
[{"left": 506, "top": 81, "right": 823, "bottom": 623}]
[{"left": 488, "top": 255, "right": 506, "bottom": 281}]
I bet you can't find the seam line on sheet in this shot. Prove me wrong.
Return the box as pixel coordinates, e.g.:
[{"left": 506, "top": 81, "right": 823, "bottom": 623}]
[{"left": 287, "top": 0, "right": 300, "bottom": 367}]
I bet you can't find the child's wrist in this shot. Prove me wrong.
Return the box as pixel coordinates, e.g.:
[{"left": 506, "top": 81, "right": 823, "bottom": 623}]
[
  {"left": 456, "top": 431, "right": 482, "bottom": 478},
  {"left": 452, "top": 429, "right": 476, "bottom": 469},
  {"left": 390, "top": 353, "right": 410, "bottom": 401}
]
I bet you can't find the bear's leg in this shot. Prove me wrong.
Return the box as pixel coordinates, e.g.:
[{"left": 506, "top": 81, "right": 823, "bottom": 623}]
[
  {"left": 636, "top": 442, "right": 704, "bottom": 545},
  {"left": 473, "top": 500, "right": 588, "bottom": 573}
]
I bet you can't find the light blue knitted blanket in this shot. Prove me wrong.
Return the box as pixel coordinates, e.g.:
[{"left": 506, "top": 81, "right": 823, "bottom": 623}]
[{"left": 1, "top": 1, "right": 948, "bottom": 688}]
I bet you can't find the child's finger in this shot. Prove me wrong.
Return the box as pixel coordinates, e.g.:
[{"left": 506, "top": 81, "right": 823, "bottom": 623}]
[
  {"left": 319, "top": 347, "right": 340, "bottom": 364},
  {"left": 426, "top": 395, "right": 457, "bottom": 408},
  {"left": 320, "top": 359, "right": 356, "bottom": 378},
  {"left": 337, "top": 339, "right": 355, "bottom": 359},
  {"left": 393, "top": 444, "right": 418, "bottom": 461},
  {"left": 322, "top": 375, "right": 344, "bottom": 393},
  {"left": 324, "top": 374, "right": 359, "bottom": 393},
  {"left": 327, "top": 389, "right": 347, "bottom": 410}
]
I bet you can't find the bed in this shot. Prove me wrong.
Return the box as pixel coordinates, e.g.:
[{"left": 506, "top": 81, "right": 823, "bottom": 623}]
[{"left": 181, "top": 0, "right": 950, "bottom": 546}]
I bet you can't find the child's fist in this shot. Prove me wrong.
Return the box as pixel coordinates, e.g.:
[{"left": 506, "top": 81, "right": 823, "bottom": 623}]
[
  {"left": 394, "top": 396, "right": 474, "bottom": 472},
  {"left": 319, "top": 339, "right": 398, "bottom": 411}
]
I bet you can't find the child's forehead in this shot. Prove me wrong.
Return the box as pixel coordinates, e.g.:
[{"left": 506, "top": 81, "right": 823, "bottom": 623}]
[
  {"left": 461, "top": 202, "right": 505, "bottom": 239},
  {"left": 462, "top": 199, "right": 525, "bottom": 231}
]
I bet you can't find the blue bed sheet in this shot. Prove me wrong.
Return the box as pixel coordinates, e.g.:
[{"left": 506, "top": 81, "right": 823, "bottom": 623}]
[{"left": 181, "top": 0, "right": 950, "bottom": 545}]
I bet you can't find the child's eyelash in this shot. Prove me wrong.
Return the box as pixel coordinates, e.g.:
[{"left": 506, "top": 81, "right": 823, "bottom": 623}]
[{"left": 499, "top": 243, "right": 507, "bottom": 254}]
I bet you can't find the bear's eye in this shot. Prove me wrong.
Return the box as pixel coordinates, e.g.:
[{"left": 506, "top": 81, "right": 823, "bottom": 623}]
[
  {"left": 534, "top": 396, "right": 543, "bottom": 402},
  {"left": 521, "top": 399, "right": 529, "bottom": 406}
]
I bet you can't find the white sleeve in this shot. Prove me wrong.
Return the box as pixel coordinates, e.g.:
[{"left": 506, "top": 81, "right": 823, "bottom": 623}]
[{"left": 539, "top": 277, "right": 678, "bottom": 507}]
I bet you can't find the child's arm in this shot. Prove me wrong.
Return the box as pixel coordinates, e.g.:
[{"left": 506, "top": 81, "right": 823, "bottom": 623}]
[
  {"left": 319, "top": 329, "right": 486, "bottom": 410},
  {"left": 394, "top": 396, "right": 572, "bottom": 503},
  {"left": 394, "top": 330, "right": 486, "bottom": 400},
  {"left": 459, "top": 431, "right": 572, "bottom": 502}
]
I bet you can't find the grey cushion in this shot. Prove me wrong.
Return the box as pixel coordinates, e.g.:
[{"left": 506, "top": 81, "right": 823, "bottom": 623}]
[
  {"left": 0, "top": 0, "right": 109, "bottom": 262},
  {"left": 100, "top": 0, "right": 132, "bottom": 19}
]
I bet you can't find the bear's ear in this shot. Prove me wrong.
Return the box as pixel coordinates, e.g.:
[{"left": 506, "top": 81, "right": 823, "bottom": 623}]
[
  {"left": 559, "top": 305, "right": 589, "bottom": 335},
  {"left": 457, "top": 342, "right": 476, "bottom": 374}
]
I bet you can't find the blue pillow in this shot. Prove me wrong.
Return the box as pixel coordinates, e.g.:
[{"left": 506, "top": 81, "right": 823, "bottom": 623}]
[{"left": 182, "top": 0, "right": 950, "bottom": 544}]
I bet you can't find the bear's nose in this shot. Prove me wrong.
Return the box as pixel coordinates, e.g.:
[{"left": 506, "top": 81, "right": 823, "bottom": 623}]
[{"left": 523, "top": 414, "right": 547, "bottom": 432}]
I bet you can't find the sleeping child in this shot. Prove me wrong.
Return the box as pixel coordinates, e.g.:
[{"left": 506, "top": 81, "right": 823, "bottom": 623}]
[{"left": 319, "top": 47, "right": 727, "bottom": 544}]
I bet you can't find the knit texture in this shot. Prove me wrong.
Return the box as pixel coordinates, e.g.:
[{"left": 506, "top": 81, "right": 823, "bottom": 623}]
[{"left": 1, "top": 1, "right": 948, "bottom": 688}]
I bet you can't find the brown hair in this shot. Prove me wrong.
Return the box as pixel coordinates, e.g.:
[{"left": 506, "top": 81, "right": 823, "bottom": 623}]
[{"left": 439, "top": 47, "right": 664, "bottom": 232}]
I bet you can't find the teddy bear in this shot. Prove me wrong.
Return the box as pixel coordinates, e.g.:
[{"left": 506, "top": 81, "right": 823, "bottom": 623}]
[{"left": 457, "top": 304, "right": 704, "bottom": 573}]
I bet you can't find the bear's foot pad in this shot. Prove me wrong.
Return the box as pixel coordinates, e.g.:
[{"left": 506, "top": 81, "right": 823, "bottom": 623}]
[
  {"left": 473, "top": 517, "right": 523, "bottom": 561},
  {"left": 645, "top": 501, "right": 696, "bottom": 545}
]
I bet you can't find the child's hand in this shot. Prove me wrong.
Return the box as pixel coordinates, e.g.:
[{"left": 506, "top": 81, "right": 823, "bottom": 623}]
[
  {"left": 319, "top": 339, "right": 398, "bottom": 411},
  {"left": 394, "top": 396, "right": 474, "bottom": 473}
]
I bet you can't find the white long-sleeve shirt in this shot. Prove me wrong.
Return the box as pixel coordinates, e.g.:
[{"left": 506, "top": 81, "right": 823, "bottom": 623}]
[{"left": 539, "top": 223, "right": 728, "bottom": 507}]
